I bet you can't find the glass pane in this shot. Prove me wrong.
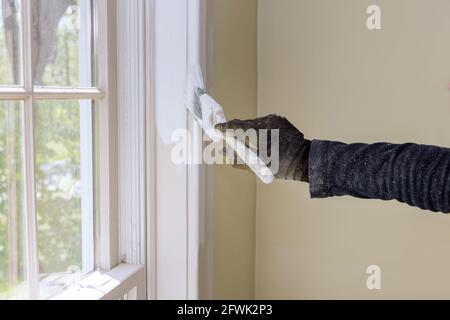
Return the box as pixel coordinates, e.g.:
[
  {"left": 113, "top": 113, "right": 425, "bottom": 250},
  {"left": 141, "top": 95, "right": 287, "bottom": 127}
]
[
  {"left": 34, "top": 100, "right": 94, "bottom": 298},
  {"left": 0, "top": 101, "right": 27, "bottom": 299},
  {"left": 0, "top": 0, "right": 22, "bottom": 85},
  {"left": 32, "top": 0, "right": 93, "bottom": 87}
]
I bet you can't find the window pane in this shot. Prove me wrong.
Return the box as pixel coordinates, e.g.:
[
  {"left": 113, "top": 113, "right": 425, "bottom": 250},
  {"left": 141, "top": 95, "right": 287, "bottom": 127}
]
[
  {"left": 32, "top": 0, "right": 93, "bottom": 87},
  {"left": 34, "top": 100, "right": 94, "bottom": 298},
  {"left": 0, "top": 101, "right": 27, "bottom": 299},
  {"left": 0, "top": 0, "right": 22, "bottom": 85}
]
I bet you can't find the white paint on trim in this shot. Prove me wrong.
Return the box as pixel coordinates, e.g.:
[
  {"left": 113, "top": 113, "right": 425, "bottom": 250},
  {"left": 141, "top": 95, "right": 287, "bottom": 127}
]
[
  {"left": 96, "top": 0, "right": 120, "bottom": 272},
  {"left": 53, "top": 264, "right": 146, "bottom": 300},
  {"left": 21, "top": 0, "right": 39, "bottom": 299},
  {"left": 153, "top": 0, "right": 188, "bottom": 299},
  {"left": 79, "top": 0, "right": 94, "bottom": 275},
  {"left": 143, "top": 0, "right": 213, "bottom": 300},
  {"left": 117, "top": 0, "right": 146, "bottom": 267}
]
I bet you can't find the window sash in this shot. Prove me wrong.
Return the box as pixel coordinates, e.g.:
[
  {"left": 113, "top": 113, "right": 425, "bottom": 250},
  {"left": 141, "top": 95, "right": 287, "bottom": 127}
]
[
  {"left": 0, "top": 88, "right": 105, "bottom": 100},
  {"left": 0, "top": 0, "right": 117, "bottom": 299}
]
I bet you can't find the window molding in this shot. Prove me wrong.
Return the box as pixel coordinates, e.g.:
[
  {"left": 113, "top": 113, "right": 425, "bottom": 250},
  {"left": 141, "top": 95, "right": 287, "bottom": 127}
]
[
  {"left": 145, "top": 0, "right": 212, "bottom": 300},
  {"left": 152, "top": 0, "right": 190, "bottom": 300},
  {"left": 44, "top": 0, "right": 143, "bottom": 300},
  {"left": 79, "top": 0, "right": 95, "bottom": 275},
  {"left": 116, "top": 0, "right": 147, "bottom": 266},
  {"left": 96, "top": 0, "right": 120, "bottom": 272},
  {"left": 21, "top": 0, "right": 39, "bottom": 298},
  {"left": 0, "top": 0, "right": 212, "bottom": 300},
  {"left": 56, "top": 0, "right": 213, "bottom": 300},
  {"left": 53, "top": 263, "right": 146, "bottom": 300},
  {"left": 0, "top": 88, "right": 105, "bottom": 100},
  {"left": 50, "top": 0, "right": 122, "bottom": 299}
]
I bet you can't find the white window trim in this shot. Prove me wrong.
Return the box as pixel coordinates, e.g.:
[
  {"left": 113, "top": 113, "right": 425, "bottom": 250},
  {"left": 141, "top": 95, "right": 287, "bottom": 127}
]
[
  {"left": 147, "top": 0, "right": 192, "bottom": 299},
  {"left": 47, "top": 0, "right": 147, "bottom": 300},
  {"left": 79, "top": 0, "right": 94, "bottom": 275},
  {"left": 53, "top": 264, "right": 146, "bottom": 300},
  {"left": 45, "top": 0, "right": 146, "bottom": 300},
  {"left": 54, "top": 0, "right": 213, "bottom": 300},
  {"left": 21, "top": 0, "right": 39, "bottom": 298},
  {"left": 2, "top": 0, "right": 213, "bottom": 300},
  {"left": 95, "top": 0, "right": 120, "bottom": 272},
  {"left": 145, "top": 0, "right": 213, "bottom": 300},
  {"left": 116, "top": 0, "right": 146, "bottom": 268}
]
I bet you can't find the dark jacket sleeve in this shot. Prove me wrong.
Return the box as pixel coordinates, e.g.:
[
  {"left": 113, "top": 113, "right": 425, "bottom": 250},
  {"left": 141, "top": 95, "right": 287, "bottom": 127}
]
[{"left": 308, "top": 140, "right": 450, "bottom": 213}]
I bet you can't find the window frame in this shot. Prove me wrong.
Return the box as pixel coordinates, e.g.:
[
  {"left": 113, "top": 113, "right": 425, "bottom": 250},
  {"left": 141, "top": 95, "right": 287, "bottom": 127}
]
[
  {"left": 1, "top": 0, "right": 214, "bottom": 300},
  {"left": 145, "top": 0, "right": 212, "bottom": 300},
  {"left": 0, "top": 0, "right": 119, "bottom": 299},
  {"left": 94, "top": 0, "right": 120, "bottom": 274}
]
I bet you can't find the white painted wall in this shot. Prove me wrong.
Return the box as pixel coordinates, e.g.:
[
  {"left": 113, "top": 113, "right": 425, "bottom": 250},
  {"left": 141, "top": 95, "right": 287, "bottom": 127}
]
[{"left": 257, "top": 0, "right": 450, "bottom": 299}]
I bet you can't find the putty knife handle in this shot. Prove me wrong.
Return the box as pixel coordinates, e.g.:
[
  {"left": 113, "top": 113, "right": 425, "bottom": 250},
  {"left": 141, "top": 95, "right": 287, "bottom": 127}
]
[{"left": 223, "top": 134, "right": 275, "bottom": 185}]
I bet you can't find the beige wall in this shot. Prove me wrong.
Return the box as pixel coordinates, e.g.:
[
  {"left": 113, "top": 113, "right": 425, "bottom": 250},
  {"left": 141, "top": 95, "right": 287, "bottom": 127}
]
[
  {"left": 206, "top": 0, "right": 258, "bottom": 299},
  {"left": 257, "top": 0, "right": 450, "bottom": 299}
]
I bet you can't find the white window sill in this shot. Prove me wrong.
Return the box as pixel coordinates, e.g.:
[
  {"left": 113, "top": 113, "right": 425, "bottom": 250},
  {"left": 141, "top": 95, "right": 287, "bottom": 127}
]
[{"left": 52, "top": 264, "right": 146, "bottom": 300}]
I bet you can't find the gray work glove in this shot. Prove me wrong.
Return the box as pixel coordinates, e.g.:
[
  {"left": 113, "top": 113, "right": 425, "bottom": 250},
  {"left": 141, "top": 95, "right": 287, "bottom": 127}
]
[{"left": 215, "top": 114, "right": 311, "bottom": 182}]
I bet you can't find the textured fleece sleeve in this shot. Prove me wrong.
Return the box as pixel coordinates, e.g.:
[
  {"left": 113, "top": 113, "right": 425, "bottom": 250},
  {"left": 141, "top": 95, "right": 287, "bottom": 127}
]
[{"left": 308, "top": 140, "right": 450, "bottom": 213}]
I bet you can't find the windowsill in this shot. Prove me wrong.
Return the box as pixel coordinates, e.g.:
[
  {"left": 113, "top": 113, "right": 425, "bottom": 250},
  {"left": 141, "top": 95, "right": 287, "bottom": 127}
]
[
  {"left": 40, "top": 271, "right": 85, "bottom": 300},
  {"left": 51, "top": 264, "right": 145, "bottom": 300}
]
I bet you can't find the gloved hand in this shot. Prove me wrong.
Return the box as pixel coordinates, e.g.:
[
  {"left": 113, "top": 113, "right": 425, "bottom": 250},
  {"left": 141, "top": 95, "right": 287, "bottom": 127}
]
[{"left": 215, "top": 114, "right": 311, "bottom": 182}]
